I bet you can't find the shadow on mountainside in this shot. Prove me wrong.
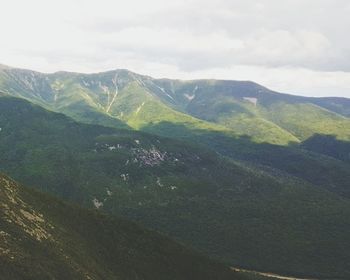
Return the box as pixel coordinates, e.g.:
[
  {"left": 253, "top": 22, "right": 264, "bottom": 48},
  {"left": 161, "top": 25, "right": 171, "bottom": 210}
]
[
  {"left": 141, "top": 121, "right": 350, "bottom": 198},
  {"left": 301, "top": 134, "right": 350, "bottom": 163},
  {"left": 1, "top": 97, "right": 350, "bottom": 279}
]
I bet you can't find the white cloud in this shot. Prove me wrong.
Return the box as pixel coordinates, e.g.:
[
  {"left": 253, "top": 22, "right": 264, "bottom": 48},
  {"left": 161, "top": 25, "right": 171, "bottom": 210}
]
[
  {"left": 241, "top": 30, "right": 332, "bottom": 68},
  {"left": 0, "top": 0, "right": 349, "bottom": 97}
]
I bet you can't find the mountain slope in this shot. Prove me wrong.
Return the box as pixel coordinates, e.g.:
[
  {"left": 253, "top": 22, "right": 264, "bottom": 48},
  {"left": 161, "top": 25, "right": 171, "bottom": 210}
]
[
  {"left": 156, "top": 79, "right": 350, "bottom": 141},
  {"left": 0, "top": 173, "right": 246, "bottom": 280},
  {"left": 301, "top": 134, "right": 350, "bottom": 163},
  {"left": 2, "top": 65, "right": 349, "bottom": 145},
  {"left": 1, "top": 65, "right": 349, "bottom": 170},
  {"left": 1, "top": 96, "right": 350, "bottom": 278}
]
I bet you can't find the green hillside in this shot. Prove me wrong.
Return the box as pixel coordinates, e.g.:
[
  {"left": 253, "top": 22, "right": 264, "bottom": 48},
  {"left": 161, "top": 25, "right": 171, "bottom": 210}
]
[
  {"left": 301, "top": 134, "right": 350, "bottom": 163},
  {"left": 1, "top": 65, "right": 349, "bottom": 146},
  {"left": 0, "top": 173, "right": 245, "bottom": 280},
  {"left": 164, "top": 79, "right": 350, "bottom": 142},
  {"left": 1, "top": 65, "right": 349, "bottom": 174},
  {"left": 0, "top": 96, "right": 350, "bottom": 278},
  {"left": 263, "top": 102, "right": 350, "bottom": 141}
]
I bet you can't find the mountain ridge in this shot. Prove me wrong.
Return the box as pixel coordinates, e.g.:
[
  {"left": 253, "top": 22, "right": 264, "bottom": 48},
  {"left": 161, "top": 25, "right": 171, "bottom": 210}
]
[
  {"left": 1, "top": 65, "right": 349, "bottom": 139},
  {"left": 0, "top": 63, "right": 348, "bottom": 100}
]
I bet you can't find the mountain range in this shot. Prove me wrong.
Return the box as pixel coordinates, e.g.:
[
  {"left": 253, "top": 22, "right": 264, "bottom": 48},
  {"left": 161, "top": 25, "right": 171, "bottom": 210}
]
[
  {"left": 1, "top": 64, "right": 349, "bottom": 144},
  {"left": 0, "top": 64, "right": 349, "bottom": 279}
]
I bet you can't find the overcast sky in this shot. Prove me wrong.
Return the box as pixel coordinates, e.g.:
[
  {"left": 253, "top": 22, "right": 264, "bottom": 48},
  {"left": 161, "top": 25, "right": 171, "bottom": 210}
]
[{"left": 1, "top": 0, "right": 349, "bottom": 97}]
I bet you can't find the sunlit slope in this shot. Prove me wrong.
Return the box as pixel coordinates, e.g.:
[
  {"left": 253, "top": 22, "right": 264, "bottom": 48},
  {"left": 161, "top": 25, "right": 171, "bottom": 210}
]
[
  {"left": 1, "top": 66, "right": 349, "bottom": 195},
  {"left": 2, "top": 65, "right": 349, "bottom": 145},
  {"left": 155, "top": 79, "right": 350, "bottom": 142},
  {"left": 0, "top": 68, "right": 342, "bottom": 145}
]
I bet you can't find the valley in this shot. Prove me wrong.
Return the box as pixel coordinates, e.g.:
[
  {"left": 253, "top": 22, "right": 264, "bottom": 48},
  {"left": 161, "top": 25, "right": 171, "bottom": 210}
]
[
  {"left": 0, "top": 65, "right": 349, "bottom": 279},
  {"left": 0, "top": 173, "right": 249, "bottom": 280}
]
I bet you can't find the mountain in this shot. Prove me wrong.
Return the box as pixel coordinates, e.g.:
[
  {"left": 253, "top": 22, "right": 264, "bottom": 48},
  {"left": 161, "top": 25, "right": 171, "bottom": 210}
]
[
  {"left": 1, "top": 95, "right": 350, "bottom": 278},
  {"left": 1, "top": 65, "right": 349, "bottom": 145},
  {"left": 0, "top": 173, "right": 251, "bottom": 280},
  {"left": 0, "top": 65, "right": 349, "bottom": 179}
]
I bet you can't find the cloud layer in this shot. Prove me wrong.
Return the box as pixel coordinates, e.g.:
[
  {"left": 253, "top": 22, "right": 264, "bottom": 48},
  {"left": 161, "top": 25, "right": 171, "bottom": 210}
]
[{"left": 0, "top": 0, "right": 349, "bottom": 97}]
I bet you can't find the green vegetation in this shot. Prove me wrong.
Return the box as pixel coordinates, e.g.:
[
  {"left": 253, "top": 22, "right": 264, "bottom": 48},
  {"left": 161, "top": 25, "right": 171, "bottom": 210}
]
[
  {"left": 263, "top": 102, "right": 350, "bottom": 141},
  {"left": 1, "top": 65, "right": 350, "bottom": 278},
  {"left": 1, "top": 66, "right": 349, "bottom": 147},
  {"left": 302, "top": 134, "right": 350, "bottom": 163},
  {"left": 0, "top": 173, "right": 246, "bottom": 280},
  {"left": 0, "top": 96, "right": 350, "bottom": 278}
]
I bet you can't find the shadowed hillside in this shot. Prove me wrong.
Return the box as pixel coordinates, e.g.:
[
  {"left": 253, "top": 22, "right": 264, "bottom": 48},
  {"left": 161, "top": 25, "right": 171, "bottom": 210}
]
[
  {"left": 0, "top": 96, "right": 350, "bottom": 278},
  {"left": 0, "top": 173, "right": 246, "bottom": 280}
]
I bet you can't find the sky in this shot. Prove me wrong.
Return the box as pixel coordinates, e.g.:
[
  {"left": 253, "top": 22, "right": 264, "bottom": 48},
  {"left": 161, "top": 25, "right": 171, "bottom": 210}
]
[{"left": 0, "top": 0, "right": 349, "bottom": 97}]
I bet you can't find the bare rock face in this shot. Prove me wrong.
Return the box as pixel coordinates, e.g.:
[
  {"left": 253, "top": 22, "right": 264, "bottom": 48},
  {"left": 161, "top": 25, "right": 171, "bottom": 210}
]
[{"left": 132, "top": 146, "right": 167, "bottom": 167}]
